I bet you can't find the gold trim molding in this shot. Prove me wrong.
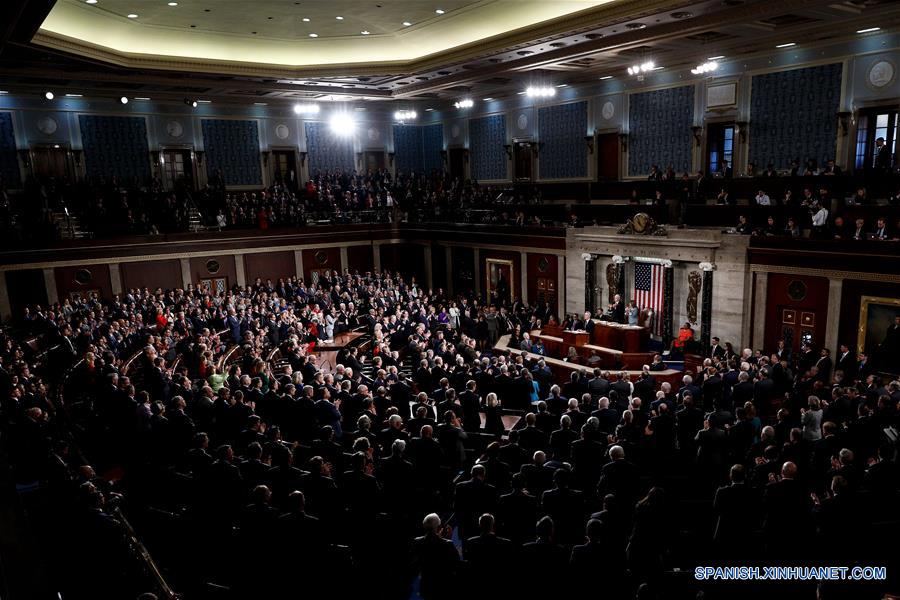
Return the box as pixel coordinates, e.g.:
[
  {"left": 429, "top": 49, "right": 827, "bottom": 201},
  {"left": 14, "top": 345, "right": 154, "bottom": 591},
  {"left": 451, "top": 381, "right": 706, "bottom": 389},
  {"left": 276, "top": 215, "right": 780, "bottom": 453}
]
[{"left": 749, "top": 264, "right": 900, "bottom": 284}]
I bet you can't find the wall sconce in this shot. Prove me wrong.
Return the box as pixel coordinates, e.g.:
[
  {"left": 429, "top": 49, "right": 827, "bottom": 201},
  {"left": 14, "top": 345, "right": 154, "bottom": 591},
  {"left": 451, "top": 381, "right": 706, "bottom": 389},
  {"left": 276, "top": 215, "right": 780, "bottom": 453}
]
[
  {"left": 734, "top": 121, "right": 748, "bottom": 143},
  {"left": 618, "top": 133, "right": 628, "bottom": 152},
  {"left": 691, "top": 126, "right": 703, "bottom": 147},
  {"left": 584, "top": 136, "right": 595, "bottom": 154},
  {"left": 836, "top": 111, "right": 851, "bottom": 136},
  {"left": 298, "top": 151, "right": 308, "bottom": 166},
  {"left": 503, "top": 144, "right": 512, "bottom": 160}
]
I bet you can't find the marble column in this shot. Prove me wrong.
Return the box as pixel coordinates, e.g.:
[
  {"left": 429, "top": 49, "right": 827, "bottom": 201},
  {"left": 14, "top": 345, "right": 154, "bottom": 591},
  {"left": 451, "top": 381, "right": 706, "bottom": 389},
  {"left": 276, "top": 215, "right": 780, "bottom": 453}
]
[
  {"left": 294, "top": 250, "right": 304, "bottom": 280},
  {"left": 582, "top": 253, "right": 596, "bottom": 314},
  {"left": 752, "top": 271, "right": 768, "bottom": 350},
  {"left": 43, "top": 268, "right": 58, "bottom": 305},
  {"left": 234, "top": 253, "right": 246, "bottom": 287},
  {"left": 473, "top": 248, "right": 481, "bottom": 298},
  {"left": 445, "top": 245, "right": 454, "bottom": 296},
  {"left": 663, "top": 260, "right": 674, "bottom": 347},
  {"left": 556, "top": 255, "right": 565, "bottom": 320},
  {"left": 611, "top": 255, "right": 626, "bottom": 300},
  {"left": 825, "top": 277, "right": 843, "bottom": 354},
  {"left": 180, "top": 258, "right": 192, "bottom": 289},
  {"left": 109, "top": 263, "right": 123, "bottom": 296},
  {"left": 373, "top": 242, "right": 382, "bottom": 272},
  {"left": 0, "top": 272, "right": 11, "bottom": 322},
  {"left": 520, "top": 250, "right": 529, "bottom": 305},
  {"left": 700, "top": 262, "right": 716, "bottom": 349},
  {"left": 339, "top": 246, "right": 349, "bottom": 275},
  {"left": 423, "top": 244, "right": 433, "bottom": 290}
]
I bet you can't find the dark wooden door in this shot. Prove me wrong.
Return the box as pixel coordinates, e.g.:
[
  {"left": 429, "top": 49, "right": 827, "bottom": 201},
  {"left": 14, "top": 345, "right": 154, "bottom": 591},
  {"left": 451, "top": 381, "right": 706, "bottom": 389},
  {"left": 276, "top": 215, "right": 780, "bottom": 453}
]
[
  {"left": 514, "top": 141, "right": 533, "bottom": 181},
  {"left": 449, "top": 148, "right": 466, "bottom": 181},
  {"left": 162, "top": 149, "right": 194, "bottom": 191},
  {"left": 272, "top": 150, "right": 297, "bottom": 190},
  {"left": 364, "top": 151, "right": 385, "bottom": 171},
  {"left": 597, "top": 133, "right": 618, "bottom": 180},
  {"left": 31, "top": 146, "right": 70, "bottom": 180}
]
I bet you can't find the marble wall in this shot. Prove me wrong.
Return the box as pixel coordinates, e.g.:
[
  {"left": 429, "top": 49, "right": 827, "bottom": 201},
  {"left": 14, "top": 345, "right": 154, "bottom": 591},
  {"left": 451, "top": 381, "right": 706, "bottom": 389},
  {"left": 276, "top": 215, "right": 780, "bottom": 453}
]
[{"left": 566, "top": 227, "right": 750, "bottom": 347}]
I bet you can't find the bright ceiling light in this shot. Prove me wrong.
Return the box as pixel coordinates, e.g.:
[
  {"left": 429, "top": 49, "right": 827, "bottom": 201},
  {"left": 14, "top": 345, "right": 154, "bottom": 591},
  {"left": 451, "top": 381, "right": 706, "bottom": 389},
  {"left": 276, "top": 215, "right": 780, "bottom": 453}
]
[
  {"left": 775, "top": 42, "right": 795, "bottom": 48},
  {"left": 85, "top": 0, "right": 98, "bottom": 3},
  {"left": 119, "top": 96, "right": 129, "bottom": 104},
  {"left": 65, "top": 93, "right": 83, "bottom": 97},
  {"left": 253, "top": 102, "right": 267, "bottom": 106},
  {"left": 302, "top": 17, "right": 310, "bottom": 22},
  {"left": 691, "top": 61, "right": 719, "bottom": 75},
  {"left": 309, "top": 33, "right": 318, "bottom": 37},
  {"left": 127, "top": 13, "right": 138, "bottom": 18},
  {"left": 44, "top": 91, "right": 54, "bottom": 100},
  {"left": 196, "top": 99, "right": 211, "bottom": 103},
  {"left": 134, "top": 97, "right": 150, "bottom": 100},
  {"left": 525, "top": 86, "right": 556, "bottom": 98},
  {"left": 329, "top": 112, "right": 356, "bottom": 136},
  {"left": 425, "top": 107, "right": 435, "bottom": 111},
  {"left": 856, "top": 27, "right": 880, "bottom": 34},
  {"left": 394, "top": 110, "right": 417, "bottom": 121},
  {"left": 435, "top": 9, "right": 445, "bottom": 14},
  {"left": 599, "top": 75, "right": 613, "bottom": 80},
  {"left": 335, "top": 16, "right": 343, "bottom": 20},
  {"left": 168, "top": 1, "right": 178, "bottom": 5},
  {"left": 483, "top": 97, "right": 493, "bottom": 101},
  {"left": 707, "top": 55, "right": 725, "bottom": 60},
  {"left": 185, "top": 98, "right": 198, "bottom": 108},
  {"left": 402, "top": 21, "right": 412, "bottom": 26},
  {"left": 454, "top": 98, "right": 474, "bottom": 109},
  {"left": 360, "top": 30, "right": 370, "bottom": 35},
  {"left": 627, "top": 61, "right": 655, "bottom": 76},
  {"left": 0, "top": 91, "right": 10, "bottom": 94},
  {"left": 293, "top": 103, "right": 320, "bottom": 115}
]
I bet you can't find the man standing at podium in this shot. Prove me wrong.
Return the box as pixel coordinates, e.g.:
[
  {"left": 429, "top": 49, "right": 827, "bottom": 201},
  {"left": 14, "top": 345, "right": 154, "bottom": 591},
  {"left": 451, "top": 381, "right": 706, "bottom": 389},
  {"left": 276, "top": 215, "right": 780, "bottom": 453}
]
[
  {"left": 575, "top": 311, "right": 596, "bottom": 334},
  {"left": 600, "top": 295, "right": 625, "bottom": 324}
]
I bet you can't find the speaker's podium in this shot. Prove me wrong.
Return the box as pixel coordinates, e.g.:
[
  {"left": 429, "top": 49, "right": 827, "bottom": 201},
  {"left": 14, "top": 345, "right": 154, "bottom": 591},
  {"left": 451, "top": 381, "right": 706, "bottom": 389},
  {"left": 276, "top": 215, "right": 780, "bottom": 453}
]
[{"left": 562, "top": 330, "right": 590, "bottom": 348}]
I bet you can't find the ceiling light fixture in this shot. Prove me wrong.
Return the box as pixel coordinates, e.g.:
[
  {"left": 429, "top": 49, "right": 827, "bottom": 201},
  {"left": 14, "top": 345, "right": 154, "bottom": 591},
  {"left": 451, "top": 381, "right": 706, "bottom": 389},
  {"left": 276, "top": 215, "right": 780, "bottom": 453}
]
[
  {"left": 119, "top": 96, "right": 129, "bottom": 104},
  {"left": 556, "top": 84, "right": 568, "bottom": 88},
  {"left": 302, "top": 17, "right": 310, "bottom": 22},
  {"left": 168, "top": 1, "right": 178, "bottom": 5},
  {"left": 425, "top": 108, "right": 435, "bottom": 111},
  {"left": 691, "top": 61, "right": 719, "bottom": 75},
  {"left": 775, "top": 42, "right": 795, "bottom": 48},
  {"left": 453, "top": 98, "right": 474, "bottom": 109},
  {"left": 394, "top": 110, "right": 417, "bottom": 121},
  {"left": 707, "top": 55, "right": 725, "bottom": 60},
  {"left": 293, "top": 103, "right": 320, "bottom": 114},
  {"left": 65, "top": 93, "right": 83, "bottom": 98},
  {"left": 361, "top": 30, "right": 370, "bottom": 35},
  {"left": 134, "top": 97, "right": 150, "bottom": 100},
  {"left": 44, "top": 91, "right": 55, "bottom": 100},
  {"left": 483, "top": 97, "right": 494, "bottom": 101},
  {"left": 335, "top": 16, "right": 343, "bottom": 20},
  {"left": 329, "top": 112, "right": 356, "bottom": 137},
  {"left": 856, "top": 27, "right": 880, "bottom": 34},
  {"left": 85, "top": 0, "right": 98, "bottom": 4},
  {"left": 627, "top": 61, "right": 655, "bottom": 76},
  {"left": 196, "top": 100, "right": 211, "bottom": 103},
  {"left": 526, "top": 86, "right": 556, "bottom": 98},
  {"left": 127, "top": 13, "right": 138, "bottom": 18},
  {"left": 184, "top": 98, "right": 198, "bottom": 108},
  {"left": 599, "top": 75, "right": 613, "bottom": 80},
  {"left": 402, "top": 21, "right": 412, "bottom": 26},
  {"left": 253, "top": 102, "right": 268, "bottom": 106},
  {"left": 435, "top": 9, "right": 445, "bottom": 14},
  {"left": 309, "top": 33, "right": 318, "bottom": 37}
]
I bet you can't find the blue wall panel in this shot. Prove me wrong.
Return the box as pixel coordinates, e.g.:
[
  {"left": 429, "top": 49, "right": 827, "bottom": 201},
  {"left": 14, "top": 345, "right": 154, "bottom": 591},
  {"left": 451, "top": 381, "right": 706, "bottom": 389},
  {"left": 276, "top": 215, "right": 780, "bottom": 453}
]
[
  {"left": 469, "top": 114, "right": 507, "bottom": 181},
  {"left": 422, "top": 124, "right": 444, "bottom": 174},
  {"left": 393, "top": 125, "right": 423, "bottom": 173},
  {"left": 749, "top": 63, "right": 842, "bottom": 169},
  {"left": 539, "top": 101, "right": 588, "bottom": 179},
  {"left": 305, "top": 121, "right": 355, "bottom": 175},
  {"left": 628, "top": 85, "right": 694, "bottom": 176},
  {"left": 201, "top": 119, "right": 261, "bottom": 186},
  {"left": 79, "top": 115, "right": 151, "bottom": 183}
]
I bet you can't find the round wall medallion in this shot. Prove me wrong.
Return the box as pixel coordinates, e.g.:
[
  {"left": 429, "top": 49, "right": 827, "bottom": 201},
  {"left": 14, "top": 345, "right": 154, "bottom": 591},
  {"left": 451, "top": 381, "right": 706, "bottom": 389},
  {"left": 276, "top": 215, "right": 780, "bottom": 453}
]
[
  {"left": 274, "top": 124, "right": 290, "bottom": 140},
  {"left": 166, "top": 120, "right": 184, "bottom": 138},
  {"left": 517, "top": 114, "right": 528, "bottom": 130},
  {"left": 205, "top": 259, "right": 220, "bottom": 274},
  {"left": 74, "top": 268, "right": 93, "bottom": 285},
  {"left": 787, "top": 280, "right": 807, "bottom": 302},
  {"left": 36, "top": 116, "right": 58, "bottom": 135},
  {"left": 367, "top": 127, "right": 380, "bottom": 141},
  {"left": 537, "top": 257, "right": 550, "bottom": 273},
  {"left": 451, "top": 124, "right": 460, "bottom": 139},
  {"left": 602, "top": 101, "right": 615, "bottom": 120},
  {"left": 868, "top": 60, "right": 895, "bottom": 89},
  {"left": 314, "top": 250, "right": 329, "bottom": 265}
]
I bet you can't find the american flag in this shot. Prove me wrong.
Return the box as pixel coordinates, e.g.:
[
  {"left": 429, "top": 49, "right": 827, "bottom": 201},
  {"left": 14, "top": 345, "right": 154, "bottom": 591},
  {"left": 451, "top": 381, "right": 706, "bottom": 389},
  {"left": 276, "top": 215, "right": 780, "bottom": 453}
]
[{"left": 634, "top": 262, "right": 664, "bottom": 336}]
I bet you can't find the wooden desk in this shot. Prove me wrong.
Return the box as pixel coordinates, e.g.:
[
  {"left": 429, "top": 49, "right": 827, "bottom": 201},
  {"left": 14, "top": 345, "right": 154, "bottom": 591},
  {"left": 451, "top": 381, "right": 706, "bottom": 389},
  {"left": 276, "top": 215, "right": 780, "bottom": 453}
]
[
  {"left": 563, "top": 330, "right": 590, "bottom": 347},
  {"left": 592, "top": 320, "right": 649, "bottom": 353}
]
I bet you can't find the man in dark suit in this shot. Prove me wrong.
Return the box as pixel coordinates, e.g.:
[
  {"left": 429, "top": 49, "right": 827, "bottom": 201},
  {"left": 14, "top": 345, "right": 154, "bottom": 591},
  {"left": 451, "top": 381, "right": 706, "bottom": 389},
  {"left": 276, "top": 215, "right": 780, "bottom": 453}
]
[
  {"left": 582, "top": 311, "right": 596, "bottom": 336},
  {"left": 713, "top": 464, "right": 757, "bottom": 556},
  {"left": 413, "top": 513, "right": 460, "bottom": 600},
  {"left": 597, "top": 445, "right": 639, "bottom": 509},
  {"left": 520, "top": 517, "right": 568, "bottom": 599},
  {"left": 874, "top": 136, "right": 892, "bottom": 172},
  {"left": 458, "top": 380, "right": 482, "bottom": 431},
  {"left": 570, "top": 518, "right": 625, "bottom": 596},
  {"left": 463, "top": 513, "right": 515, "bottom": 595},
  {"left": 816, "top": 348, "right": 833, "bottom": 383},
  {"left": 835, "top": 344, "right": 856, "bottom": 381},
  {"left": 540, "top": 468, "right": 584, "bottom": 547},
  {"left": 763, "top": 461, "right": 813, "bottom": 555},
  {"left": 709, "top": 336, "right": 726, "bottom": 360},
  {"left": 496, "top": 473, "right": 537, "bottom": 545},
  {"left": 454, "top": 465, "right": 498, "bottom": 543}
]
